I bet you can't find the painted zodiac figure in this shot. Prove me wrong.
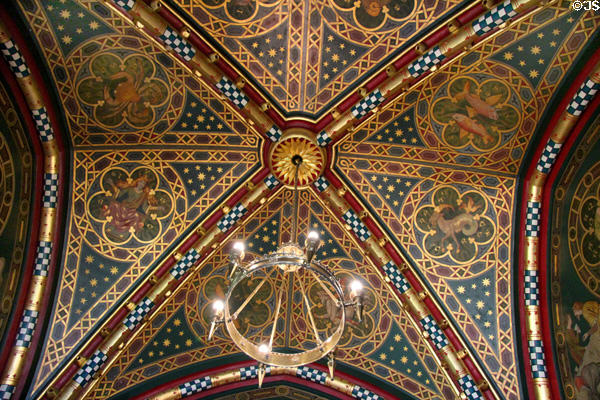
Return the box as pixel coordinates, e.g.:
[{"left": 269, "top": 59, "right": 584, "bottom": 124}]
[
  {"left": 566, "top": 301, "right": 600, "bottom": 400},
  {"left": 101, "top": 174, "right": 159, "bottom": 235},
  {"left": 88, "top": 167, "right": 173, "bottom": 244},
  {"left": 428, "top": 197, "right": 481, "bottom": 251}
]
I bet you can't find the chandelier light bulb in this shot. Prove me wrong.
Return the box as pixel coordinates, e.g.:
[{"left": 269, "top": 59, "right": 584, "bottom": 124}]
[
  {"left": 212, "top": 299, "right": 225, "bottom": 313},
  {"left": 258, "top": 343, "right": 270, "bottom": 354},
  {"left": 233, "top": 241, "right": 245, "bottom": 253},
  {"left": 307, "top": 230, "right": 319, "bottom": 240},
  {"left": 350, "top": 280, "right": 363, "bottom": 296}
]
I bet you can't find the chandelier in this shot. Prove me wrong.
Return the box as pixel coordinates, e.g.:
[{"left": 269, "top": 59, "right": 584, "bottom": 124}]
[{"left": 207, "top": 153, "right": 364, "bottom": 387}]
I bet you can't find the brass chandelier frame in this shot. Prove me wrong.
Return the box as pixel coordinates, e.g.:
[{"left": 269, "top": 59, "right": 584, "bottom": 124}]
[{"left": 207, "top": 155, "right": 364, "bottom": 385}]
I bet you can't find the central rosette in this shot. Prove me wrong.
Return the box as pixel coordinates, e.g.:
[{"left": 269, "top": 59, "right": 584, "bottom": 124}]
[{"left": 268, "top": 129, "right": 325, "bottom": 187}]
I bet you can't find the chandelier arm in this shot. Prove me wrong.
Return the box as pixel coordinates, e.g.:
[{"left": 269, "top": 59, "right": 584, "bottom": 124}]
[
  {"left": 297, "top": 274, "right": 323, "bottom": 345},
  {"left": 268, "top": 278, "right": 285, "bottom": 350},
  {"left": 308, "top": 269, "right": 340, "bottom": 307},
  {"left": 291, "top": 158, "right": 300, "bottom": 244},
  {"left": 232, "top": 269, "right": 275, "bottom": 320}
]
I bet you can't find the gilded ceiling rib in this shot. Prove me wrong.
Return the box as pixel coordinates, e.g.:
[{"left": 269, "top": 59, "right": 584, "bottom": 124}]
[
  {"left": 0, "top": 21, "right": 62, "bottom": 400},
  {"left": 521, "top": 60, "right": 600, "bottom": 400},
  {"left": 147, "top": 365, "right": 379, "bottom": 400}
]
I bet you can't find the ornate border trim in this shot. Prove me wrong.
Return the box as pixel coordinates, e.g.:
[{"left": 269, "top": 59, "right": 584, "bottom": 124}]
[
  {"left": 0, "top": 13, "right": 66, "bottom": 400},
  {"left": 519, "top": 52, "right": 600, "bottom": 400}
]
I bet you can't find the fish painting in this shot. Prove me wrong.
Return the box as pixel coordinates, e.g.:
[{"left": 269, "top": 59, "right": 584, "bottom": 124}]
[
  {"left": 431, "top": 75, "right": 520, "bottom": 151},
  {"left": 455, "top": 81, "right": 502, "bottom": 120},
  {"left": 451, "top": 113, "right": 494, "bottom": 144}
]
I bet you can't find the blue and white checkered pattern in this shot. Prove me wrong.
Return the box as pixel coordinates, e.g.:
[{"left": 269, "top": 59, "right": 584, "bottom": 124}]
[
  {"left": 217, "top": 203, "right": 247, "bottom": 232},
  {"left": 316, "top": 130, "right": 331, "bottom": 146},
  {"left": 124, "top": 297, "right": 154, "bottom": 330},
  {"left": 313, "top": 176, "right": 330, "bottom": 192},
  {"left": 159, "top": 27, "right": 196, "bottom": 62},
  {"left": 567, "top": 79, "right": 600, "bottom": 116},
  {"left": 351, "top": 89, "right": 385, "bottom": 119},
  {"left": 471, "top": 0, "right": 517, "bottom": 36},
  {"left": 296, "top": 366, "right": 327, "bottom": 384},
  {"left": 216, "top": 77, "right": 249, "bottom": 109},
  {"left": 179, "top": 376, "right": 212, "bottom": 397},
  {"left": 420, "top": 315, "right": 449, "bottom": 350},
  {"left": 382, "top": 261, "right": 411, "bottom": 294},
  {"left": 266, "top": 125, "right": 282, "bottom": 142},
  {"left": 524, "top": 269, "right": 539, "bottom": 306},
  {"left": 113, "top": 0, "right": 135, "bottom": 10},
  {"left": 15, "top": 309, "right": 38, "bottom": 348},
  {"left": 31, "top": 107, "right": 54, "bottom": 142},
  {"left": 264, "top": 174, "right": 280, "bottom": 189},
  {"left": 458, "top": 375, "right": 483, "bottom": 399},
  {"left": 73, "top": 350, "right": 107, "bottom": 387},
  {"left": 351, "top": 385, "right": 381, "bottom": 400},
  {"left": 34, "top": 241, "right": 52, "bottom": 277},
  {"left": 170, "top": 248, "right": 200, "bottom": 279},
  {"left": 342, "top": 210, "right": 371, "bottom": 241},
  {"left": 525, "top": 201, "right": 541, "bottom": 238},
  {"left": 528, "top": 339, "right": 548, "bottom": 378},
  {"left": 0, "top": 40, "right": 30, "bottom": 78},
  {"left": 239, "top": 365, "right": 272, "bottom": 380},
  {"left": 536, "top": 139, "right": 562, "bottom": 174},
  {"left": 43, "top": 173, "right": 58, "bottom": 208},
  {"left": 0, "top": 384, "right": 15, "bottom": 400},
  {"left": 407, "top": 46, "right": 445, "bottom": 78}
]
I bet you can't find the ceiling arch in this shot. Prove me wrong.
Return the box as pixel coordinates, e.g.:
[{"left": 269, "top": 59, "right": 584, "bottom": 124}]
[{"left": 0, "top": 1, "right": 598, "bottom": 400}]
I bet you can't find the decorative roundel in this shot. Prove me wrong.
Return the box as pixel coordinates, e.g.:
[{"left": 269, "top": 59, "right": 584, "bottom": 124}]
[
  {"left": 568, "top": 161, "right": 600, "bottom": 295},
  {"left": 268, "top": 129, "right": 325, "bottom": 188}
]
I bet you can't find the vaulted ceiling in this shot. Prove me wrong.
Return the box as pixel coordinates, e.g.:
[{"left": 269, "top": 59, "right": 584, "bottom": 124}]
[{"left": 0, "top": 0, "right": 599, "bottom": 399}]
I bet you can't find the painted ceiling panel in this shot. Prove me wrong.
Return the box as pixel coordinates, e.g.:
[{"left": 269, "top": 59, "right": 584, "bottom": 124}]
[
  {"left": 338, "top": 5, "right": 599, "bottom": 175},
  {"left": 30, "top": 148, "right": 259, "bottom": 394},
  {"left": 336, "top": 158, "right": 519, "bottom": 398},
  {"left": 19, "top": 0, "right": 261, "bottom": 147},
  {"left": 168, "top": 0, "right": 469, "bottom": 115},
  {"left": 87, "top": 189, "right": 455, "bottom": 399},
  {"left": 1, "top": 0, "right": 599, "bottom": 398}
]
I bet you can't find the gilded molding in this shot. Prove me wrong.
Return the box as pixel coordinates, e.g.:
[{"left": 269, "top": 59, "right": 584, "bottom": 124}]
[{"left": 129, "top": 1, "right": 168, "bottom": 35}]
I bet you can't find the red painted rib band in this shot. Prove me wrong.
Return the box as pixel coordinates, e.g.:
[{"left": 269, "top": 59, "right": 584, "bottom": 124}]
[
  {"left": 284, "top": 119, "right": 317, "bottom": 132},
  {"left": 251, "top": 168, "right": 271, "bottom": 184},
  {"left": 365, "top": 71, "right": 390, "bottom": 91},
  {"left": 155, "top": 256, "right": 176, "bottom": 277},
  {"left": 443, "top": 327, "right": 463, "bottom": 352},
  {"left": 180, "top": 234, "right": 200, "bottom": 252},
  {"left": 337, "top": 94, "right": 362, "bottom": 114},
  {"left": 424, "top": 26, "right": 450, "bottom": 47},
  {"left": 324, "top": 169, "right": 343, "bottom": 188},
  {"left": 214, "top": 59, "right": 239, "bottom": 81},
  {"left": 266, "top": 109, "right": 286, "bottom": 128},
  {"left": 423, "top": 297, "right": 444, "bottom": 322},
  {"left": 130, "top": 282, "right": 153, "bottom": 304},
  {"left": 53, "top": 364, "right": 79, "bottom": 390},
  {"left": 463, "top": 356, "right": 482, "bottom": 381},
  {"left": 194, "top": 375, "right": 356, "bottom": 400},
  {"left": 203, "top": 211, "right": 224, "bottom": 228},
  {"left": 393, "top": 50, "right": 419, "bottom": 70},
  {"left": 364, "top": 218, "right": 384, "bottom": 238},
  {"left": 227, "top": 188, "right": 248, "bottom": 206},
  {"left": 458, "top": 5, "right": 486, "bottom": 24},
  {"left": 315, "top": 114, "right": 334, "bottom": 132},
  {"left": 343, "top": 192, "right": 363, "bottom": 213},
  {"left": 107, "top": 308, "right": 129, "bottom": 331},
  {"left": 156, "top": 6, "right": 183, "bottom": 30}
]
